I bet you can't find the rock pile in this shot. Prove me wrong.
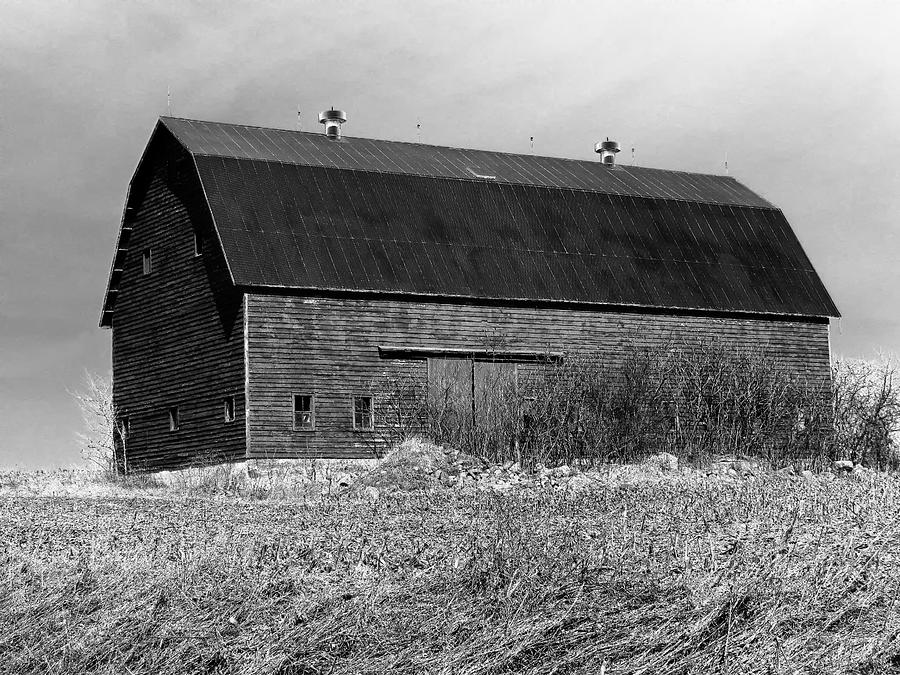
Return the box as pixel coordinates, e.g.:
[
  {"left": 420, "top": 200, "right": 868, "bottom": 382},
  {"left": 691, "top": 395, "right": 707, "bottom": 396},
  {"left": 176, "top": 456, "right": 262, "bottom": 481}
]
[
  {"left": 350, "top": 442, "right": 696, "bottom": 496},
  {"left": 338, "top": 441, "right": 888, "bottom": 497},
  {"left": 706, "top": 456, "right": 766, "bottom": 478},
  {"left": 831, "top": 459, "right": 876, "bottom": 481}
]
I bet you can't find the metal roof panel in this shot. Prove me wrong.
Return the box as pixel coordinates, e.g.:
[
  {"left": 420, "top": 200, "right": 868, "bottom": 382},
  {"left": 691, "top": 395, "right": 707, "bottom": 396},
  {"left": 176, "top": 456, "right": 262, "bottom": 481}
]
[
  {"left": 188, "top": 154, "right": 839, "bottom": 316},
  {"left": 103, "top": 118, "right": 836, "bottom": 318},
  {"left": 163, "top": 117, "right": 776, "bottom": 207}
]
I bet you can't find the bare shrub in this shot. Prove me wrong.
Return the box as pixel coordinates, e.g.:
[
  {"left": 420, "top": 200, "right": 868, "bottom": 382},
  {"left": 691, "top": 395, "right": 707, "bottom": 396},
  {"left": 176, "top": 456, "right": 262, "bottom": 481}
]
[
  {"left": 367, "top": 341, "right": 840, "bottom": 469},
  {"left": 70, "top": 371, "right": 128, "bottom": 476},
  {"left": 664, "top": 341, "right": 832, "bottom": 467},
  {"left": 521, "top": 349, "right": 673, "bottom": 467},
  {"left": 512, "top": 342, "right": 829, "bottom": 468},
  {"left": 355, "top": 344, "right": 900, "bottom": 472},
  {"left": 367, "top": 369, "right": 429, "bottom": 457},
  {"left": 831, "top": 353, "right": 900, "bottom": 469}
]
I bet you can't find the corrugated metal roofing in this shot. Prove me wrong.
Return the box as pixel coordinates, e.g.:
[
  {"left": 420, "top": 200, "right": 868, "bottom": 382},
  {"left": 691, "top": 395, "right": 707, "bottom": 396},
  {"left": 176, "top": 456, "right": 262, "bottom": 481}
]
[
  {"left": 194, "top": 154, "right": 836, "bottom": 316},
  {"left": 100, "top": 117, "right": 840, "bottom": 325},
  {"left": 161, "top": 117, "right": 775, "bottom": 208}
]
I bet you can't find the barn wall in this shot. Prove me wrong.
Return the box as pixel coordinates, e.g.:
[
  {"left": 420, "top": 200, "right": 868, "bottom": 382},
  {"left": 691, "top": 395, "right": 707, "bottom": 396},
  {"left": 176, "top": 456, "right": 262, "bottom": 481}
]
[
  {"left": 111, "top": 139, "right": 246, "bottom": 470},
  {"left": 246, "top": 294, "right": 831, "bottom": 459}
]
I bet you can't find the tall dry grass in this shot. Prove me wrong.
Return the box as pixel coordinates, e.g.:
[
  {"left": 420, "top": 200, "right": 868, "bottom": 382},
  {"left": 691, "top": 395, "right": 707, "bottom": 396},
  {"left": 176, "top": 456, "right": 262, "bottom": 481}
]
[{"left": 3, "top": 469, "right": 900, "bottom": 674}]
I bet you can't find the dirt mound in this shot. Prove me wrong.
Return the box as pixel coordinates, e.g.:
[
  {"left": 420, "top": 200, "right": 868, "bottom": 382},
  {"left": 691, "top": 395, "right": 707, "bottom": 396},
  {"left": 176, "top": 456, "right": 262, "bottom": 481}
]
[{"left": 357, "top": 438, "right": 452, "bottom": 492}]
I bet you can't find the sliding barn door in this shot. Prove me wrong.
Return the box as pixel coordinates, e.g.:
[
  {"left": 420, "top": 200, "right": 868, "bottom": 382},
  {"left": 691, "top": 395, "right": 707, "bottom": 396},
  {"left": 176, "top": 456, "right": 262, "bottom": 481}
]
[
  {"left": 427, "top": 358, "right": 518, "bottom": 431},
  {"left": 474, "top": 361, "right": 517, "bottom": 425},
  {"left": 427, "top": 357, "right": 474, "bottom": 432}
]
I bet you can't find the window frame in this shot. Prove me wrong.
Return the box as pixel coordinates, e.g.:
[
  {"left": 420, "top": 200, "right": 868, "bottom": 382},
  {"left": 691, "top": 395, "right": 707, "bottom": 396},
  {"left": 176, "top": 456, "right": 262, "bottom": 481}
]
[
  {"left": 351, "top": 394, "right": 374, "bottom": 431},
  {"left": 292, "top": 393, "right": 316, "bottom": 431},
  {"left": 142, "top": 248, "right": 152, "bottom": 275},
  {"left": 168, "top": 406, "right": 179, "bottom": 432},
  {"left": 223, "top": 395, "right": 236, "bottom": 423}
]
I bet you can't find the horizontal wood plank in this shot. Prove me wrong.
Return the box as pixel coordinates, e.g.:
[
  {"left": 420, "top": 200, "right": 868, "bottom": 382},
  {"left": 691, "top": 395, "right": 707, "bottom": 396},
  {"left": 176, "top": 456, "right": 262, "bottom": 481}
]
[
  {"left": 111, "top": 140, "right": 246, "bottom": 471},
  {"left": 246, "top": 295, "right": 831, "bottom": 459}
]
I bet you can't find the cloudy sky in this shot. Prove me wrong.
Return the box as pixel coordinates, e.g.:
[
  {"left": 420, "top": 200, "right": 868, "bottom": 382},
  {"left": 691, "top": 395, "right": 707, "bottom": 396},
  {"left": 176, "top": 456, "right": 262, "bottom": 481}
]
[{"left": 2, "top": 0, "right": 898, "bottom": 467}]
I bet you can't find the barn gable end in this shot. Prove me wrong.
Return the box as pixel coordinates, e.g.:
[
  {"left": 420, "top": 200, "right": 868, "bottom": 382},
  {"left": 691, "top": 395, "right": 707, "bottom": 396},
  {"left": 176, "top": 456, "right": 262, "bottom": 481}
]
[{"left": 107, "top": 125, "right": 246, "bottom": 469}]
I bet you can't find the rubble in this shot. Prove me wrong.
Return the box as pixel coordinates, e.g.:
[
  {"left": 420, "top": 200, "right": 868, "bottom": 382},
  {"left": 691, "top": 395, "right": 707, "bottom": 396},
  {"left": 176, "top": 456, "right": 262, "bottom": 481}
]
[
  {"left": 850, "top": 464, "right": 874, "bottom": 481},
  {"left": 643, "top": 452, "right": 679, "bottom": 472},
  {"left": 345, "top": 438, "right": 888, "bottom": 496},
  {"left": 708, "top": 456, "right": 765, "bottom": 477}
]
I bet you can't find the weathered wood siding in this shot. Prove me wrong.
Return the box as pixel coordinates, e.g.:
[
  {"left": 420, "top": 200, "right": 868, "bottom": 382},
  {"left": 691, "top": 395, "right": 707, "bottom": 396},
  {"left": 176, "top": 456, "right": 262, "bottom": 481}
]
[
  {"left": 246, "top": 294, "right": 831, "bottom": 459},
  {"left": 111, "top": 139, "right": 246, "bottom": 470}
]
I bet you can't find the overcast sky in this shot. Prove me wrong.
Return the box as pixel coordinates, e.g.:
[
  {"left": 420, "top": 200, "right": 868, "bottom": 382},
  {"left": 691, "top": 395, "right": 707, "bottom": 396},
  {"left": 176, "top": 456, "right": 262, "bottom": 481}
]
[{"left": 2, "top": 0, "right": 898, "bottom": 467}]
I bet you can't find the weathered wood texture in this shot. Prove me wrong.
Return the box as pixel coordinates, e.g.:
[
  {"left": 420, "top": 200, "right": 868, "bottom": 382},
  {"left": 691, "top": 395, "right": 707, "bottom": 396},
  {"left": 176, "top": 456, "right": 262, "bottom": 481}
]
[
  {"left": 111, "top": 140, "right": 246, "bottom": 470},
  {"left": 246, "top": 294, "right": 831, "bottom": 459}
]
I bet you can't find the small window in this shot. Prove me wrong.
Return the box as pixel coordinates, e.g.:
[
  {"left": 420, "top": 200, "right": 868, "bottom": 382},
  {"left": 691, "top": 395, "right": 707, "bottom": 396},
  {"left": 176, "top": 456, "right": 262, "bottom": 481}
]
[
  {"left": 194, "top": 231, "right": 203, "bottom": 257},
  {"left": 293, "top": 394, "right": 315, "bottom": 430},
  {"left": 142, "top": 249, "right": 152, "bottom": 275},
  {"left": 223, "top": 396, "right": 235, "bottom": 423},
  {"left": 168, "top": 406, "right": 179, "bottom": 432},
  {"left": 352, "top": 395, "right": 374, "bottom": 431}
]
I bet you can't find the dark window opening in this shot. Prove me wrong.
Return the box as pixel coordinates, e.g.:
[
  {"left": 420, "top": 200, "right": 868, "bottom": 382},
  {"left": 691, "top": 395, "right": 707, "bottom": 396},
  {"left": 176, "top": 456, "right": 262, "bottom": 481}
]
[
  {"left": 194, "top": 231, "right": 203, "bottom": 257},
  {"left": 168, "top": 406, "right": 179, "bottom": 432},
  {"left": 223, "top": 396, "right": 235, "bottom": 423},
  {"left": 293, "top": 394, "right": 315, "bottom": 430},
  {"left": 142, "top": 249, "right": 152, "bottom": 275},
  {"left": 353, "top": 395, "right": 374, "bottom": 431},
  {"left": 167, "top": 156, "right": 189, "bottom": 185}
]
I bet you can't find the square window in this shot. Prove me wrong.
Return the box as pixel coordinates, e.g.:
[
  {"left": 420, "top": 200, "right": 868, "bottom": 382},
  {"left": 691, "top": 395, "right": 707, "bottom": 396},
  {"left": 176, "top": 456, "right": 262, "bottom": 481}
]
[
  {"left": 142, "top": 249, "right": 152, "bottom": 275},
  {"left": 168, "top": 406, "right": 179, "bottom": 432},
  {"left": 194, "top": 231, "right": 203, "bottom": 257},
  {"left": 293, "top": 394, "right": 315, "bottom": 430},
  {"left": 352, "top": 395, "right": 374, "bottom": 431},
  {"left": 223, "top": 396, "right": 235, "bottom": 423}
]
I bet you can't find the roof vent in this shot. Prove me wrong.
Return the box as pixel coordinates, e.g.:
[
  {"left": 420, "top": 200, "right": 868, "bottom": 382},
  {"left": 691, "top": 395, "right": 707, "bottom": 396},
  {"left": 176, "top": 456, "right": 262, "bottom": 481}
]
[
  {"left": 594, "top": 139, "right": 620, "bottom": 166},
  {"left": 319, "top": 108, "right": 347, "bottom": 139}
]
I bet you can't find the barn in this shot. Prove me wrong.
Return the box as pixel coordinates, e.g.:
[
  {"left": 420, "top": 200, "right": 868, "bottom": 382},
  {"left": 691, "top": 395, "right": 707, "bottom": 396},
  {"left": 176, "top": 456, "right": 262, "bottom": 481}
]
[{"left": 100, "top": 113, "right": 839, "bottom": 470}]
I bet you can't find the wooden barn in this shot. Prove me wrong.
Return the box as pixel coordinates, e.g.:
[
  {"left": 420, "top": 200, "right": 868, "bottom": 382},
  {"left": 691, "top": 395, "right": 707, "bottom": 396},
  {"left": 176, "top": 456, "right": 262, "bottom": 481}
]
[{"left": 100, "top": 114, "right": 839, "bottom": 470}]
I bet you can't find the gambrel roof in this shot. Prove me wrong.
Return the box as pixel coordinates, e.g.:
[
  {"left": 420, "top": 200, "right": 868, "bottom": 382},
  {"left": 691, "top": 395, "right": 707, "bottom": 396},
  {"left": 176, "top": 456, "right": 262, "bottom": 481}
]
[{"left": 100, "top": 117, "right": 839, "bottom": 326}]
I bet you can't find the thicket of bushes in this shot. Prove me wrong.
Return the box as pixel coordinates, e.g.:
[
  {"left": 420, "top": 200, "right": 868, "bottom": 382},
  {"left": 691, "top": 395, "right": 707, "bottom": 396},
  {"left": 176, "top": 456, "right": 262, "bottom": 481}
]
[
  {"left": 75, "top": 343, "right": 900, "bottom": 474},
  {"left": 371, "top": 342, "right": 900, "bottom": 470}
]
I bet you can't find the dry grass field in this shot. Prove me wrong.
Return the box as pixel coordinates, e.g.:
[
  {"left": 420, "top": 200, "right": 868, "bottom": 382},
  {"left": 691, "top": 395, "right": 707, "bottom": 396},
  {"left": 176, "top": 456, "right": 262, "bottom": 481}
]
[{"left": 2, "top": 446, "right": 900, "bottom": 674}]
